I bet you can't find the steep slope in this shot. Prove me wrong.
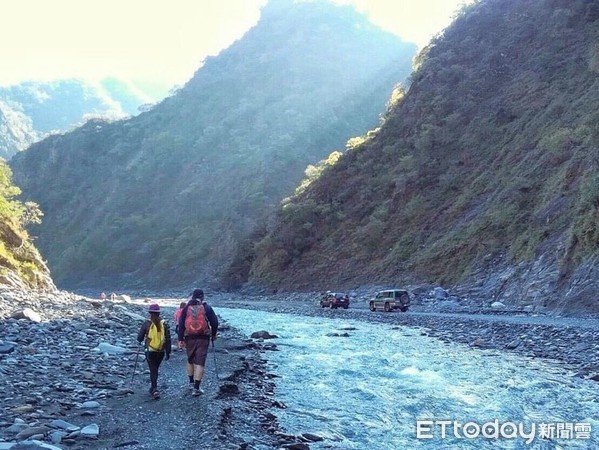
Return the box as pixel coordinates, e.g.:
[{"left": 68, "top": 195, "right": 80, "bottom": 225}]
[
  {"left": 0, "top": 160, "right": 54, "bottom": 290},
  {"left": 0, "top": 79, "right": 157, "bottom": 159},
  {"left": 10, "top": 0, "right": 416, "bottom": 291},
  {"left": 246, "top": 0, "right": 599, "bottom": 313},
  {"left": 0, "top": 101, "right": 40, "bottom": 158}
]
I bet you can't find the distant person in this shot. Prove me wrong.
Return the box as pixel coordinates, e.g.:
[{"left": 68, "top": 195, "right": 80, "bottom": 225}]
[
  {"left": 100, "top": 292, "right": 106, "bottom": 301},
  {"left": 110, "top": 292, "right": 116, "bottom": 301},
  {"left": 177, "top": 289, "right": 218, "bottom": 396},
  {"left": 173, "top": 301, "right": 187, "bottom": 350},
  {"left": 137, "top": 303, "right": 171, "bottom": 399}
]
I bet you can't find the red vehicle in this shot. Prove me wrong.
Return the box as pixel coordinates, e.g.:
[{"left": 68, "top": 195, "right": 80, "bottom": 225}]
[{"left": 320, "top": 292, "right": 350, "bottom": 309}]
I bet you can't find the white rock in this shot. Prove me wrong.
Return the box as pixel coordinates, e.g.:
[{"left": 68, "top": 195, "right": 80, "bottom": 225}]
[
  {"left": 80, "top": 423, "right": 100, "bottom": 438},
  {"left": 491, "top": 301, "right": 506, "bottom": 309},
  {"left": 94, "top": 342, "right": 129, "bottom": 354},
  {"left": 80, "top": 401, "right": 101, "bottom": 409}
]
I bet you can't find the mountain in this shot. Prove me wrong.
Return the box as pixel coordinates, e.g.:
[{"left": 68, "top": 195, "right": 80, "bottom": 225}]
[
  {"left": 10, "top": 0, "right": 417, "bottom": 291},
  {"left": 0, "top": 79, "right": 162, "bottom": 159},
  {"left": 243, "top": 0, "right": 599, "bottom": 313}
]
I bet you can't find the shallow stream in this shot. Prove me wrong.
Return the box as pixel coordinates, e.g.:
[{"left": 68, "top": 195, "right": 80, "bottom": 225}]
[{"left": 220, "top": 307, "right": 598, "bottom": 449}]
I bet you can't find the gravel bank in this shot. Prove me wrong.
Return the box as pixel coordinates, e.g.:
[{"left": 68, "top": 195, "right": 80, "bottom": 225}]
[{"left": 0, "top": 290, "right": 306, "bottom": 450}]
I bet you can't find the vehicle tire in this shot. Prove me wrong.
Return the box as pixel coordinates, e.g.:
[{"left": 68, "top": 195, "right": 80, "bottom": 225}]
[
  {"left": 321, "top": 302, "right": 326, "bottom": 308},
  {"left": 384, "top": 302, "right": 391, "bottom": 312},
  {"left": 369, "top": 302, "right": 375, "bottom": 312},
  {"left": 400, "top": 307, "right": 408, "bottom": 312}
]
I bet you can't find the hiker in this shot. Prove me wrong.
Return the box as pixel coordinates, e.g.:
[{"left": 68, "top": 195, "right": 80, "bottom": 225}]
[
  {"left": 137, "top": 303, "right": 172, "bottom": 399},
  {"left": 173, "top": 301, "right": 187, "bottom": 350},
  {"left": 100, "top": 292, "right": 106, "bottom": 301},
  {"left": 177, "top": 288, "right": 218, "bottom": 396}
]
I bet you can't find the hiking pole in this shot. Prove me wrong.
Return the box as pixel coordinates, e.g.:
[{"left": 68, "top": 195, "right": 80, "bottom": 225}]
[
  {"left": 131, "top": 343, "right": 142, "bottom": 384},
  {"left": 211, "top": 338, "right": 220, "bottom": 381}
]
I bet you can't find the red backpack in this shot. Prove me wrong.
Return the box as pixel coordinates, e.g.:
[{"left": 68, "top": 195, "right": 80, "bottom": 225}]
[{"left": 184, "top": 304, "right": 211, "bottom": 336}]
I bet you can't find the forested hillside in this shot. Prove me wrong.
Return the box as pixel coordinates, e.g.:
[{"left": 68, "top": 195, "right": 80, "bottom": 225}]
[
  {"left": 0, "top": 79, "right": 158, "bottom": 159},
  {"left": 10, "top": 0, "right": 416, "bottom": 290},
  {"left": 244, "top": 0, "right": 599, "bottom": 312},
  {"left": 0, "top": 160, "right": 54, "bottom": 290}
]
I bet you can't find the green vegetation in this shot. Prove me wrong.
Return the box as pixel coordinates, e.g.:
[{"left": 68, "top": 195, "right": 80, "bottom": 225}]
[
  {"left": 245, "top": 0, "right": 599, "bottom": 291},
  {"left": 0, "top": 160, "right": 51, "bottom": 289},
  {"left": 0, "top": 78, "right": 154, "bottom": 159},
  {"left": 10, "top": 0, "right": 416, "bottom": 290}
]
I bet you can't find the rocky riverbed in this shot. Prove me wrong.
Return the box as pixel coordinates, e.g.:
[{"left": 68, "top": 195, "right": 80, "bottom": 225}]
[
  {"left": 2, "top": 286, "right": 599, "bottom": 449},
  {"left": 0, "top": 288, "right": 309, "bottom": 450}
]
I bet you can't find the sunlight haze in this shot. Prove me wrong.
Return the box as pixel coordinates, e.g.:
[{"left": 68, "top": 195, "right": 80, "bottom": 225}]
[{"left": 0, "top": 0, "right": 472, "bottom": 90}]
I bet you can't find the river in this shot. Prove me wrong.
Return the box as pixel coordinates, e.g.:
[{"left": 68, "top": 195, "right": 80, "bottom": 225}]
[{"left": 219, "top": 307, "right": 598, "bottom": 449}]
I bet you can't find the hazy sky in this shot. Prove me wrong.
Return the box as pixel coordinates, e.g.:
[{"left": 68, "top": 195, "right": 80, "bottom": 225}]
[{"left": 0, "top": 0, "right": 472, "bottom": 89}]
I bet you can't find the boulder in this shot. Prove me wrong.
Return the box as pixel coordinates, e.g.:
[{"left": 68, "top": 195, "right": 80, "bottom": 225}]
[
  {"left": 11, "top": 307, "right": 42, "bottom": 322},
  {"left": 434, "top": 287, "right": 448, "bottom": 300},
  {"left": 250, "top": 330, "right": 278, "bottom": 339}
]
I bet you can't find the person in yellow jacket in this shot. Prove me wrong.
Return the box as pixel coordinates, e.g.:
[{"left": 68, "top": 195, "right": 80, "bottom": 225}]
[{"left": 137, "top": 303, "right": 172, "bottom": 399}]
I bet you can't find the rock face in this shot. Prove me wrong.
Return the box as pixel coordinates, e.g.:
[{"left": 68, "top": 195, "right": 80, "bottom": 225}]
[{"left": 0, "top": 217, "right": 56, "bottom": 293}]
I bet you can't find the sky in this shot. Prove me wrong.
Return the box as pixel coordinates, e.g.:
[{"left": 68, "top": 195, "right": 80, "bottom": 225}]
[{"left": 0, "top": 0, "right": 473, "bottom": 91}]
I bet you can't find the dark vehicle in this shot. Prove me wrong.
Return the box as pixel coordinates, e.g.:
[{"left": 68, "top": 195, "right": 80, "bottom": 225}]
[
  {"left": 320, "top": 292, "right": 350, "bottom": 309},
  {"left": 369, "top": 289, "right": 410, "bottom": 312}
]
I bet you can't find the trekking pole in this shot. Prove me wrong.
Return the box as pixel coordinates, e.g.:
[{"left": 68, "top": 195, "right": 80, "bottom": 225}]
[
  {"left": 131, "top": 343, "right": 142, "bottom": 384},
  {"left": 211, "top": 338, "right": 220, "bottom": 381}
]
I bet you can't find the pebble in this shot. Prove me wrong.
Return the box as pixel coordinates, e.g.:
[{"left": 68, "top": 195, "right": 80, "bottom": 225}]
[{"left": 0, "top": 289, "right": 145, "bottom": 448}]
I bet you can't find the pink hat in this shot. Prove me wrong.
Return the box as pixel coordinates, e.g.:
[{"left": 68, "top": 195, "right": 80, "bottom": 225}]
[{"left": 148, "top": 303, "right": 161, "bottom": 313}]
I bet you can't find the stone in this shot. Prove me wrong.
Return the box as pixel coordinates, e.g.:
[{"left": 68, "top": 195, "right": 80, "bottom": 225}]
[
  {"left": 434, "top": 287, "right": 448, "bottom": 299},
  {"left": 15, "top": 425, "right": 51, "bottom": 440},
  {"left": 49, "top": 419, "right": 80, "bottom": 432},
  {"left": 0, "top": 341, "right": 15, "bottom": 354},
  {"left": 94, "top": 343, "right": 129, "bottom": 354},
  {"left": 80, "top": 401, "right": 101, "bottom": 409},
  {"left": 250, "top": 330, "right": 278, "bottom": 339},
  {"left": 80, "top": 423, "right": 99, "bottom": 438},
  {"left": 12, "top": 441, "right": 63, "bottom": 450},
  {"left": 20, "top": 308, "right": 42, "bottom": 322}
]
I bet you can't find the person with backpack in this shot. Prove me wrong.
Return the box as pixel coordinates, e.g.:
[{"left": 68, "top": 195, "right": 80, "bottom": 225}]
[
  {"left": 137, "top": 303, "right": 172, "bottom": 399},
  {"left": 177, "top": 289, "right": 218, "bottom": 396}
]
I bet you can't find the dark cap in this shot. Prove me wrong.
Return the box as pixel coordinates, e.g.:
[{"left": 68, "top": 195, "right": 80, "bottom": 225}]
[{"left": 192, "top": 288, "right": 204, "bottom": 300}]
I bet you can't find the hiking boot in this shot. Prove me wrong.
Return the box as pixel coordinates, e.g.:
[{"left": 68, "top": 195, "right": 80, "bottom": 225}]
[
  {"left": 153, "top": 390, "right": 160, "bottom": 399},
  {"left": 192, "top": 388, "right": 204, "bottom": 396},
  {"left": 188, "top": 383, "right": 194, "bottom": 391}
]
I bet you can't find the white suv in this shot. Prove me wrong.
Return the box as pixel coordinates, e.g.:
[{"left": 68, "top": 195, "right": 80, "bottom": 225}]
[{"left": 369, "top": 289, "right": 410, "bottom": 312}]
